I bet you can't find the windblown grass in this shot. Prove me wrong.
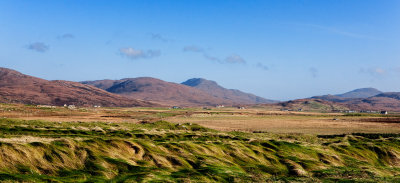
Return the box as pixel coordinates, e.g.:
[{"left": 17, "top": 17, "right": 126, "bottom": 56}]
[{"left": 0, "top": 118, "right": 400, "bottom": 182}]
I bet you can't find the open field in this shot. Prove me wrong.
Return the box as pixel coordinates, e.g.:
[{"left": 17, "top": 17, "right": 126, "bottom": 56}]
[
  {"left": 1, "top": 104, "right": 400, "bottom": 182},
  {"left": 2, "top": 103, "right": 400, "bottom": 135},
  {"left": 167, "top": 114, "right": 400, "bottom": 134}
]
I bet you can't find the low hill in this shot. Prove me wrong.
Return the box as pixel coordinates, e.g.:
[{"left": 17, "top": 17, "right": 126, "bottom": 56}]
[
  {"left": 310, "top": 88, "right": 400, "bottom": 111},
  {"left": 182, "top": 78, "right": 276, "bottom": 104},
  {"left": 260, "top": 99, "right": 349, "bottom": 112},
  {"left": 375, "top": 92, "right": 400, "bottom": 100},
  {"left": 312, "top": 88, "right": 383, "bottom": 102},
  {"left": 336, "top": 88, "right": 382, "bottom": 98},
  {"left": 0, "top": 68, "right": 154, "bottom": 107},
  {"left": 342, "top": 93, "right": 400, "bottom": 111}
]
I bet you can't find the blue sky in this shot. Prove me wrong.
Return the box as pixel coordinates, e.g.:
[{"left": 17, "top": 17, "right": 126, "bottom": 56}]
[{"left": 0, "top": 0, "right": 399, "bottom": 100}]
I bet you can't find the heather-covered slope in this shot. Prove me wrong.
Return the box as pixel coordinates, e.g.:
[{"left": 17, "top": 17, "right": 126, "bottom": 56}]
[{"left": 0, "top": 68, "right": 154, "bottom": 107}]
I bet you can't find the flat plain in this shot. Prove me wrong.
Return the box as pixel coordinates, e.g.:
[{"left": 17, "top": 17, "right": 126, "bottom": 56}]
[{"left": 3, "top": 104, "right": 399, "bottom": 134}]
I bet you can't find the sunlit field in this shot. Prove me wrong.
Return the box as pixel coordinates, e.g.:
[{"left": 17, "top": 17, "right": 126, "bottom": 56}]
[{"left": 3, "top": 103, "right": 400, "bottom": 135}]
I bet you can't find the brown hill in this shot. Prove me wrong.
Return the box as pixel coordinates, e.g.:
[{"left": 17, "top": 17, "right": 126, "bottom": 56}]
[
  {"left": 83, "top": 78, "right": 234, "bottom": 106},
  {"left": 259, "top": 94, "right": 400, "bottom": 112},
  {"left": 259, "top": 99, "right": 349, "bottom": 112},
  {"left": 310, "top": 88, "right": 400, "bottom": 111},
  {"left": 0, "top": 68, "right": 154, "bottom": 107},
  {"left": 308, "top": 88, "right": 400, "bottom": 111},
  {"left": 336, "top": 88, "right": 382, "bottom": 98},
  {"left": 342, "top": 93, "right": 400, "bottom": 111},
  {"left": 312, "top": 88, "right": 383, "bottom": 102},
  {"left": 181, "top": 78, "right": 277, "bottom": 104}
]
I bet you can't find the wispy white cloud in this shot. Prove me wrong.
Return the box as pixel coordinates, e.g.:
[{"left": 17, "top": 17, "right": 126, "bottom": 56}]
[
  {"left": 183, "top": 45, "right": 204, "bottom": 52},
  {"left": 291, "top": 23, "right": 382, "bottom": 40},
  {"left": 225, "top": 54, "right": 246, "bottom": 64},
  {"left": 359, "top": 67, "right": 386, "bottom": 77},
  {"left": 27, "top": 42, "right": 49, "bottom": 52},
  {"left": 57, "top": 33, "right": 75, "bottom": 39},
  {"left": 203, "top": 54, "right": 221, "bottom": 62},
  {"left": 309, "top": 67, "right": 318, "bottom": 78},
  {"left": 256, "top": 63, "right": 269, "bottom": 71},
  {"left": 183, "top": 45, "right": 246, "bottom": 64},
  {"left": 203, "top": 54, "right": 246, "bottom": 64},
  {"left": 119, "top": 47, "right": 161, "bottom": 60},
  {"left": 150, "top": 33, "right": 171, "bottom": 42}
]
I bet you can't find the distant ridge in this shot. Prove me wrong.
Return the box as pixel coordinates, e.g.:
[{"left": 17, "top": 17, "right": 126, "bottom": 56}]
[
  {"left": 0, "top": 67, "right": 155, "bottom": 107},
  {"left": 83, "top": 77, "right": 229, "bottom": 106},
  {"left": 82, "top": 77, "right": 276, "bottom": 106},
  {"left": 312, "top": 88, "right": 383, "bottom": 102},
  {"left": 182, "top": 78, "right": 276, "bottom": 104},
  {"left": 309, "top": 88, "right": 400, "bottom": 111},
  {"left": 336, "top": 88, "right": 382, "bottom": 98},
  {"left": 342, "top": 92, "right": 400, "bottom": 111}
]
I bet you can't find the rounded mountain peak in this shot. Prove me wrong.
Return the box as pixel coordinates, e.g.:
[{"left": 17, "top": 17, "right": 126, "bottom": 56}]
[{"left": 181, "top": 78, "right": 218, "bottom": 87}]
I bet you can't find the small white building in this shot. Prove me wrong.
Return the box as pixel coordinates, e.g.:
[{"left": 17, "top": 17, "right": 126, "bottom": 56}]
[{"left": 68, "top": 105, "right": 76, "bottom": 109}]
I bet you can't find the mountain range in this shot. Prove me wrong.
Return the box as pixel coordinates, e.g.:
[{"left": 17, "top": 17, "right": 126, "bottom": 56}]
[
  {"left": 0, "top": 68, "right": 154, "bottom": 107},
  {"left": 276, "top": 88, "right": 400, "bottom": 112},
  {"left": 311, "top": 88, "right": 383, "bottom": 102},
  {"left": 2, "top": 67, "right": 400, "bottom": 111},
  {"left": 81, "top": 77, "right": 276, "bottom": 106}
]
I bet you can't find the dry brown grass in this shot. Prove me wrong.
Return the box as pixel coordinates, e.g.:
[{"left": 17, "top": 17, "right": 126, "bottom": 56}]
[
  {"left": 167, "top": 114, "right": 400, "bottom": 134},
  {"left": 1, "top": 104, "right": 400, "bottom": 135},
  {"left": 0, "top": 136, "right": 57, "bottom": 144}
]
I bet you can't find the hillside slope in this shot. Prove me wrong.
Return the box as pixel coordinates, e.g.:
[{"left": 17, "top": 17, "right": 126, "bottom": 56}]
[
  {"left": 182, "top": 78, "right": 276, "bottom": 104},
  {"left": 0, "top": 68, "right": 154, "bottom": 107}
]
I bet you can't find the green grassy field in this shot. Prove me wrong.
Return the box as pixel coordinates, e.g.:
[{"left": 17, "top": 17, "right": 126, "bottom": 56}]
[{"left": 1, "top": 118, "right": 400, "bottom": 182}]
